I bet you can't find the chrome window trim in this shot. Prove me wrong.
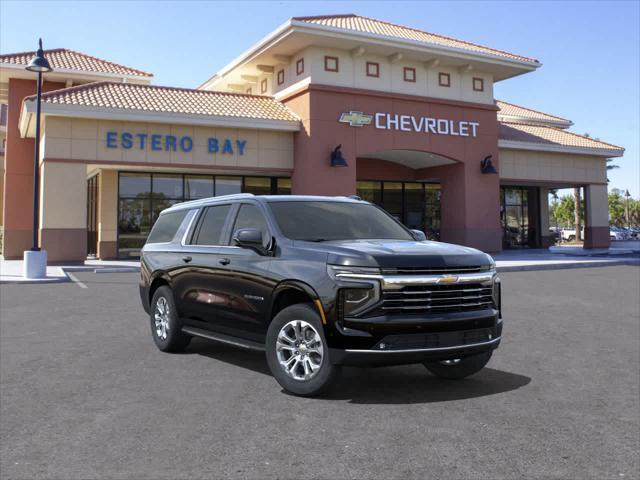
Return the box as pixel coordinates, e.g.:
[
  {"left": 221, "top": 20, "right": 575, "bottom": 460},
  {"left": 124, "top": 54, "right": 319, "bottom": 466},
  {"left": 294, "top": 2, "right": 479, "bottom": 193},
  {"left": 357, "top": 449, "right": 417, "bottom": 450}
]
[
  {"left": 180, "top": 209, "right": 201, "bottom": 246},
  {"left": 343, "top": 336, "right": 500, "bottom": 354}
]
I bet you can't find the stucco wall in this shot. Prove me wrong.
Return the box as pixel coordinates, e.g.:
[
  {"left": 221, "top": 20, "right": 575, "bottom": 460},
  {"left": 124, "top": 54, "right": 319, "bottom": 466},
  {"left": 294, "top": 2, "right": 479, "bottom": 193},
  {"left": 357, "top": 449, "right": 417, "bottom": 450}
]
[
  {"left": 41, "top": 117, "right": 294, "bottom": 171},
  {"left": 273, "top": 46, "right": 494, "bottom": 105},
  {"left": 499, "top": 148, "right": 607, "bottom": 184}
]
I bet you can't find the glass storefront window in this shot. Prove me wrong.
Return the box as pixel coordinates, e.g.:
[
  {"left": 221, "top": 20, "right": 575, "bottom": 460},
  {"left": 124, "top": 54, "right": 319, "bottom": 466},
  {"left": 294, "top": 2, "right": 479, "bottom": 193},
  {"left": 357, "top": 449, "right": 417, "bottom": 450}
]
[
  {"left": 356, "top": 181, "right": 382, "bottom": 205},
  {"left": 382, "top": 182, "right": 403, "bottom": 222},
  {"left": 152, "top": 174, "right": 183, "bottom": 199},
  {"left": 117, "top": 172, "right": 290, "bottom": 258},
  {"left": 185, "top": 175, "right": 214, "bottom": 199},
  {"left": 119, "top": 173, "right": 151, "bottom": 197},
  {"left": 501, "top": 186, "right": 538, "bottom": 248},
  {"left": 404, "top": 183, "right": 424, "bottom": 230},
  {"left": 244, "top": 177, "right": 272, "bottom": 195},
  {"left": 215, "top": 176, "right": 242, "bottom": 196},
  {"left": 277, "top": 178, "right": 291, "bottom": 195}
]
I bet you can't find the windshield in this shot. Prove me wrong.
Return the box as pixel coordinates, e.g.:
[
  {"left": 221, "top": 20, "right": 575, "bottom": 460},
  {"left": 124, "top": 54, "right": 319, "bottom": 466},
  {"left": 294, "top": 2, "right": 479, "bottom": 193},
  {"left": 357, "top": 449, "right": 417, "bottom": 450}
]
[{"left": 268, "top": 201, "right": 414, "bottom": 241}]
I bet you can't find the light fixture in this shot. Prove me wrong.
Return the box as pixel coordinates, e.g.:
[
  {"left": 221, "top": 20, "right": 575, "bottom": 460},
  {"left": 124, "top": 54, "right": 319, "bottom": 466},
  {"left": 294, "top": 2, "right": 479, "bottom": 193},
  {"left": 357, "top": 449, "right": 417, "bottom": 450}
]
[
  {"left": 330, "top": 144, "right": 348, "bottom": 167},
  {"left": 480, "top": 155, "right": 497, "bottom": 174},
  {"left": 26, "top": 39, "right": 53, "bottom": 73}
]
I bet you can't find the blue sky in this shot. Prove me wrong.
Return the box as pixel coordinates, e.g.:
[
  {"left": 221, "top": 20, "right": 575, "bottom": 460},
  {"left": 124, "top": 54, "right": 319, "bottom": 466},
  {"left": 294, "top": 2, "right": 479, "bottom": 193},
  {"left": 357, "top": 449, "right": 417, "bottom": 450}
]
[{"left": 1, "top": 0, "right": 638, "bottom": 197}]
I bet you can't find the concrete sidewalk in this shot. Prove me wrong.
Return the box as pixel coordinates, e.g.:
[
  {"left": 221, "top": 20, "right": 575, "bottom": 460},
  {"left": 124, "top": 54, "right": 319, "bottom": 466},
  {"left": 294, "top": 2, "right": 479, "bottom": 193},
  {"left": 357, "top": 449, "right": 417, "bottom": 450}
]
[
  {"left": 0, "top": 258, "right": 140, "bottom": 284},
  {"left": 1, "top": 249, "right": 638, "bottom": 284}
]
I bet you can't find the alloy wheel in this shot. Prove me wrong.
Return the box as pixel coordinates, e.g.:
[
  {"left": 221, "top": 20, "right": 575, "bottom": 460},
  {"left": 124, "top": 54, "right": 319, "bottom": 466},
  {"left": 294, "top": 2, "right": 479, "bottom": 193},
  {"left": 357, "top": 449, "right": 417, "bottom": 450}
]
[
  {"left": 275, "top": 320, "right": 324, "bottom": 381},
  {"left": 154, "top": 297, "right": 170, "bottom": 341}
]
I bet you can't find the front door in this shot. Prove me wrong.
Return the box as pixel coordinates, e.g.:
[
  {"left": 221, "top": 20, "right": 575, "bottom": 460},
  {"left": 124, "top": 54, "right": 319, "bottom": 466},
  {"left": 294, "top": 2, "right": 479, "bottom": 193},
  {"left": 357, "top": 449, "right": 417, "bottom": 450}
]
[{"left": 86, "top": 175, "right": 99, "bottom": 257}]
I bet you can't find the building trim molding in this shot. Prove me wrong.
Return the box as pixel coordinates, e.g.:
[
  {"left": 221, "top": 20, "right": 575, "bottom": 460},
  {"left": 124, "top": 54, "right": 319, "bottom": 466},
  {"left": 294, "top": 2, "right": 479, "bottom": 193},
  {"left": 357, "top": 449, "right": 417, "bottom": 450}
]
[{"left": 498, "top": 140, "right": 623, "bottom": 158}]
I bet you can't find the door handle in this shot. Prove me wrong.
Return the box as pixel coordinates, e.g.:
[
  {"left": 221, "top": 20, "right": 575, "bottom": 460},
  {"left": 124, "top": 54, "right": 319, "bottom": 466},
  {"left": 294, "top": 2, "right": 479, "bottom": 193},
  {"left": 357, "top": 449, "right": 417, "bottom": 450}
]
[
  {"left": 182, "top": 256, "right": 192, "bottom": 263},
  {"left": 218, "top": 258, "right": 231, "bottom": 266}
]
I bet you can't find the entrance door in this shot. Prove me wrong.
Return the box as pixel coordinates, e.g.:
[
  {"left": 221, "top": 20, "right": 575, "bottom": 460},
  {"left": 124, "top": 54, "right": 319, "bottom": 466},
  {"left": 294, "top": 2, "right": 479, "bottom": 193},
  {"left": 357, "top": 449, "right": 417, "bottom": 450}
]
[
  {"left": 86, "top": 175, "right": 99, "bottom": 257},
  {"left": 501, "top": 186, "right": 540, "bottom": 248}
]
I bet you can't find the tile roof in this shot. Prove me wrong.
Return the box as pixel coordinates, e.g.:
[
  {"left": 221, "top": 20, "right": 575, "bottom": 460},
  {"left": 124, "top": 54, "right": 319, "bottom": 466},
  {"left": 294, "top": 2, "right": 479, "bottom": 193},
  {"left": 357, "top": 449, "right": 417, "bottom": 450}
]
[
  {"left": 497, "top": 100, "right": 572, "bottom": 127},
  {"left": 26, "top": 81, "right": 299, "bottom": 122},
  {"left": 0, "top": 48, "right": 152, "bottom": 78},
  {"left": 499, "top": 122, "right": 624, "bottom": 154},
  {"left": 293, "top": 14, "right": 538, "bottom": 64}
]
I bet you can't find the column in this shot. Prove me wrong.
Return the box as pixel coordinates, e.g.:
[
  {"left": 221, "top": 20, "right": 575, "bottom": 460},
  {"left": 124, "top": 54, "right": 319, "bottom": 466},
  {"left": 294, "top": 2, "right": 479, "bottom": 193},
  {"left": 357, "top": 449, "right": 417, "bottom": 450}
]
[
  {"left": 539, "top": 187, "right": 552, "bottom": 247},
  {"left": 39, "top": 161, "right": 87, "bottom": 262},
  {"left": 584, "top": 184, "right": 610, "bottom": 249},
  {"left": 98, "top": 170, "right": 118, "bottom": 259}
]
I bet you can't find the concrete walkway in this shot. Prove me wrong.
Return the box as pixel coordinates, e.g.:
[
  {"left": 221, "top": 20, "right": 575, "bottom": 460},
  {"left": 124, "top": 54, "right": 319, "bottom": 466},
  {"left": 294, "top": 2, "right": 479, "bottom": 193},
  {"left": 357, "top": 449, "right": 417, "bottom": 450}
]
[{"left": 1, "top": 249, "right": 638, "bottom": 284}]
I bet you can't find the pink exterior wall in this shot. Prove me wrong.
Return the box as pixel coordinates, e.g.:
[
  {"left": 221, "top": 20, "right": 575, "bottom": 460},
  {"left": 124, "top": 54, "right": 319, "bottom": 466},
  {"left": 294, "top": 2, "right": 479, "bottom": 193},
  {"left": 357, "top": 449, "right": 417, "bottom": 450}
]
[
  {"left": 283, "top": 84, "right": 502, "bottom": 252},
  {"left": 2, "top": 78, "right": 66, "bottom": 259}
]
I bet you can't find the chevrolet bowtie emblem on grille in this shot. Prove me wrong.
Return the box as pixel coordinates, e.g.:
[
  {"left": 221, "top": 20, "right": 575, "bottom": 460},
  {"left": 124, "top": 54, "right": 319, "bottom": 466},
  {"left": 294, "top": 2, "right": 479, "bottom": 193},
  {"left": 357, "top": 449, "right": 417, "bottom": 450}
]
[
  {"left": 338, "top": 111, "right": 373, "bottom": 127},
  {"left": 437, "top": 275, "right": 459, "bottom": 285}
]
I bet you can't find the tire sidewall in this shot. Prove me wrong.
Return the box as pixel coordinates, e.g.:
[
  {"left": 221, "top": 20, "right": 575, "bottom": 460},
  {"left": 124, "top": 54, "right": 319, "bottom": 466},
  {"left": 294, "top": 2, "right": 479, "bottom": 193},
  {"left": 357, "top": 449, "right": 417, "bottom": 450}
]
[
  {"left": 150, "top": 286, "right": 188, "bottom": 352},
  {"left": 265, "top": 303, "right": 336, "bottom": 396}
]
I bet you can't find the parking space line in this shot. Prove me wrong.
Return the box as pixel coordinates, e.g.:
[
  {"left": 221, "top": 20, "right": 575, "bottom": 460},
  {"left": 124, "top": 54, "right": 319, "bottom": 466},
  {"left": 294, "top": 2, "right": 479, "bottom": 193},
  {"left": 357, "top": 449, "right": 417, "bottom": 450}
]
[{"left": 66, "top": 272, "right": 88, "bottom": 289}]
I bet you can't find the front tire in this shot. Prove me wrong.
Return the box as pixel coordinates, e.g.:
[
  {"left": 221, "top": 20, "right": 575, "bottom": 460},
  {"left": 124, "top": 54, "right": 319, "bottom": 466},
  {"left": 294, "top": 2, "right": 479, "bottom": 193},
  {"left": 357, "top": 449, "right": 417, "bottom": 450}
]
[
  {"left": 265, "top": 304, "right": 338, "bottom": 396},
  {"left": 150, "top": 286, "right": 191, "bottom": 353},
  {"left": 424, "top": 351, "right": 492, "bottom": 380}
]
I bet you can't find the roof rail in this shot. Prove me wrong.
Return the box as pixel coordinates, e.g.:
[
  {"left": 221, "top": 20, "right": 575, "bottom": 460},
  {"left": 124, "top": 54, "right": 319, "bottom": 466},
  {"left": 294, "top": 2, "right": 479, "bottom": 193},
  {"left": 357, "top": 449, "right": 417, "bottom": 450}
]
[{"left": 163, "top": 193, "right": 255, "bottom": 212}]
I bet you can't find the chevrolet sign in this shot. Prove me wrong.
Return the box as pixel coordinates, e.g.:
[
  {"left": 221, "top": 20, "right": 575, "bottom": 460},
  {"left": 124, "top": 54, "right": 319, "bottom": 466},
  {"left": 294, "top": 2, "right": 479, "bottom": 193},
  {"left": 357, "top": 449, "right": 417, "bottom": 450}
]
[{"left": 338, "top": 111, "right": 373, "bottom": 127}]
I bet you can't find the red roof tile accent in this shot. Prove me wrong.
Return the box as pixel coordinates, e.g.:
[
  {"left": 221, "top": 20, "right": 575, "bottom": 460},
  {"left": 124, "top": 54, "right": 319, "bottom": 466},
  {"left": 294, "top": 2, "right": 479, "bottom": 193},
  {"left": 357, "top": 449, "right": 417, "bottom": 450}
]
[
  {"left": 499, "top": 122, "right": 623, "bottom": 153},
  {"left": 0, "top": 48, "right": 152, "bottom": 77},
  {"left": 497, "top": 100, "right": 571, "bottom": 126},
  {"left": 26, "top": 81, "right": 299, "bottom": 122},
  {"left": 293, "top": 14, "right": 538, "bottom": 64}
]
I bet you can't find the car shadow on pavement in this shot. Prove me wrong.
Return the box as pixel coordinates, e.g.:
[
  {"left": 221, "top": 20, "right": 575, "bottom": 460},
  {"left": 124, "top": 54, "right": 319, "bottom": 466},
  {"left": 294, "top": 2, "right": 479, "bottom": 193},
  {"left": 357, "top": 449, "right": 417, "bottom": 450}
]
[
  {"left": 188, "top": 338, "right": 531, "bottom": 404},
  {"left": 322, "top": 366, "right": 531, "bottom": 404}
]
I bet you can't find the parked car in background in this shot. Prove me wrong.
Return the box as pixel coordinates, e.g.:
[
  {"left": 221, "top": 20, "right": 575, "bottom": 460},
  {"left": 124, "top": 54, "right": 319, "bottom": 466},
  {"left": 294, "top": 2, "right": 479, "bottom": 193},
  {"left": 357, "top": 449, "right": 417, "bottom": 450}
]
[
  {"left": 610, "top": 227, "right": 629, "bottom": 241},
  {"left": 561, "top": 228, "right": 584, "bottom": 242}
]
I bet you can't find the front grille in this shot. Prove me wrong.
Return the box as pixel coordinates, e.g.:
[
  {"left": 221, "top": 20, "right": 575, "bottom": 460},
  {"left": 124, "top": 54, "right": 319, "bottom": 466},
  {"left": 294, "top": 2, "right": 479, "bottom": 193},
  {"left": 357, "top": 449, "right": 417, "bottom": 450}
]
[
  {"left": 380, "top": 266, "right": 491, "bottom": 275},
  {"left": 378, "top": 283, "right": 494, "bottom": 315}
]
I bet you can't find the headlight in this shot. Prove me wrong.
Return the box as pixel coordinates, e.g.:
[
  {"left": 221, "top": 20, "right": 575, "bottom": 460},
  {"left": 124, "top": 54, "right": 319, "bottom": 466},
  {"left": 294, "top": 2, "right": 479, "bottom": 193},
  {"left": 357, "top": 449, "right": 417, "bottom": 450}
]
[
  {"left": 327, "top": 265, "right": 382, "bottom": 317},
  {"left": 341, "top": 288, "right": 379, "bottom": 316},
  {"left": 486, "top": 254, "right": 496, "bottom": 271}
]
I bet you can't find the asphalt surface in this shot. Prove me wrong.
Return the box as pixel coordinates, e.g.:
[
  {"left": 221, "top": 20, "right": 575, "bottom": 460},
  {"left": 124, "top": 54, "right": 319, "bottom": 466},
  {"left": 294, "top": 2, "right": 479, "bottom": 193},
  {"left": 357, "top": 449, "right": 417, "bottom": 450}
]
[{"left": 1, "top": 266, "right": 639, "bottom": 480}]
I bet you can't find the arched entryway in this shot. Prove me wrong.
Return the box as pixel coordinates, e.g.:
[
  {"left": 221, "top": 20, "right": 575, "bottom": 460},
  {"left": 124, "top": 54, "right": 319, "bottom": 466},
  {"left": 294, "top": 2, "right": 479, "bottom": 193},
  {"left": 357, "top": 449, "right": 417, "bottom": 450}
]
[{"left": 356, "top": 150, "right": 458, "bottom": 240}]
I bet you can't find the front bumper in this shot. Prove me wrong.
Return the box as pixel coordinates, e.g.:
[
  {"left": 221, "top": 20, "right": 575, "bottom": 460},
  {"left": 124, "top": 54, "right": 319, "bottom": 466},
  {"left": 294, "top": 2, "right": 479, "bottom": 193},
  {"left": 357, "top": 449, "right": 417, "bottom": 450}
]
[{"left": 326, "top": 308, "right": 502, "bottom": 366}]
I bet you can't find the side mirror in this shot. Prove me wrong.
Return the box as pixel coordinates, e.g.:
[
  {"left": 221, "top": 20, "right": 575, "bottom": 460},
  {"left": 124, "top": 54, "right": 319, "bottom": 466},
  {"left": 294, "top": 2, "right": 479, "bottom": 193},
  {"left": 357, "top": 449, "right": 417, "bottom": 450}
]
[
  {"left": 233, "top": 228, "right": 263, "bottom": 249},
  {"left": 410, "top": 229, "right": 427, "bottom": 241}
]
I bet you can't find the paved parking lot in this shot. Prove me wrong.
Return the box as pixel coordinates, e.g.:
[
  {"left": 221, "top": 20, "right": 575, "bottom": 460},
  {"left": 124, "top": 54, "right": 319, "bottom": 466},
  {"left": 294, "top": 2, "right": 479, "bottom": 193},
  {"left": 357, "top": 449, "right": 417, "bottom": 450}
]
[{"left": 1, "top": 266, "right": 639, "bottom": 479}]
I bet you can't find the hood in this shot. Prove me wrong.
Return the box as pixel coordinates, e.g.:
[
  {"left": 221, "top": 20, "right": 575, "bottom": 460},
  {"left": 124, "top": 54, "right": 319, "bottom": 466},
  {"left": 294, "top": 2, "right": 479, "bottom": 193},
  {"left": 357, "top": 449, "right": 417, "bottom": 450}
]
[{"left": 295, "top": 239, "right": 492, "bottom": 269}]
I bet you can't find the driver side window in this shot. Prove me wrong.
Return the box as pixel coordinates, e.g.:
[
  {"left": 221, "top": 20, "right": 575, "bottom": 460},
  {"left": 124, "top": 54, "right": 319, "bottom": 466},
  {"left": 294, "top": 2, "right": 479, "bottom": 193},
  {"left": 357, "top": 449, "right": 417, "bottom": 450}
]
[{"left": 233, "top": 204, "right": 270, "bottom": 244}]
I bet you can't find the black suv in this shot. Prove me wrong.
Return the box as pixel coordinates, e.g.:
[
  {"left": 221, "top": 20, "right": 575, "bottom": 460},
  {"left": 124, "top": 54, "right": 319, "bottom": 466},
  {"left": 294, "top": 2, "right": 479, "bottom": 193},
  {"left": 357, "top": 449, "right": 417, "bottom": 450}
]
[{"left": 139, "top": 194, "right": 502, "bottom": 396}]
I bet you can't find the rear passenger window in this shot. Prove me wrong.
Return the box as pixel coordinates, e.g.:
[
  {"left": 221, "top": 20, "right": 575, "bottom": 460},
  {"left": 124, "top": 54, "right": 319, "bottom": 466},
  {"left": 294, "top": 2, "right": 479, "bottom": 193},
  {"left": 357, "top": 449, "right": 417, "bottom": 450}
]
[
  {"left": 146, "top": 210, "right": 188, "bottom": 244},
  {"left": 192, "top": 205, "right": 232, "bottom": 245},
  {"left": 232, "top": 204, "right": 270, "bottom": 240}
]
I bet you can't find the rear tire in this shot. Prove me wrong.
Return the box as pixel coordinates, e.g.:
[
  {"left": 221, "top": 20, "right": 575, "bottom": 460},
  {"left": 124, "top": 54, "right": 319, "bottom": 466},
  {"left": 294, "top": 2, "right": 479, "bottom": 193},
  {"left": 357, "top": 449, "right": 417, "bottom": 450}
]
[
  {"left": 424, "top": 351, "right": 492, "bottom": 380},
  {"left": 265, "top": 304, "right": 338, "bottom": 396},
  {"left": 150, "top": 286, "right": 191, "bottom": 353}
]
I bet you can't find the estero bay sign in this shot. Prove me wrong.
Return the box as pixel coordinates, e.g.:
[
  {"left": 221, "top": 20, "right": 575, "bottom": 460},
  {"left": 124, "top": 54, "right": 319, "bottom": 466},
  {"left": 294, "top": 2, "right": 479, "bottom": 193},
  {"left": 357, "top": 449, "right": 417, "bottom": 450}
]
[
  {"left": 105, "top": 131, "right": 248, "bottom": 155},
  {"left": 339, "top": 111, "right": 480, "bottom": 137}
]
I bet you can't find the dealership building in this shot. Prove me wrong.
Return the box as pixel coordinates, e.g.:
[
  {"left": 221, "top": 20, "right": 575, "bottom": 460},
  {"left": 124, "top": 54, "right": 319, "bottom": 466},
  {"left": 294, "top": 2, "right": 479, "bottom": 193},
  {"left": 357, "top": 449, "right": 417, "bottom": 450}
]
[{"left": 0, "top": 14, "right": 624, "bottom": 261}]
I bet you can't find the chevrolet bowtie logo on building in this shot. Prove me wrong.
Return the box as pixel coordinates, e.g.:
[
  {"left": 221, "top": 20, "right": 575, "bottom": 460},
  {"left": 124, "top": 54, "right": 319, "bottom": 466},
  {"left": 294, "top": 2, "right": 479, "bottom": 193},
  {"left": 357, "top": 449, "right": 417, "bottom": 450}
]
[{"left": 338, "top": 111, "right": 373, "bottom": 127}]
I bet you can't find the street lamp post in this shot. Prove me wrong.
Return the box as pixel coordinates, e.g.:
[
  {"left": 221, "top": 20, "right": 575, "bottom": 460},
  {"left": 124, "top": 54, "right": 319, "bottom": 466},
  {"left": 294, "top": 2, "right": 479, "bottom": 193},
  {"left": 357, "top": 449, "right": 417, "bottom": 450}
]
[
  {"left": 625, "top": 189, "right": 631, "bottom": 229},
  {"left": 23, "top": 39, "right": 52, "bottom": 279}
]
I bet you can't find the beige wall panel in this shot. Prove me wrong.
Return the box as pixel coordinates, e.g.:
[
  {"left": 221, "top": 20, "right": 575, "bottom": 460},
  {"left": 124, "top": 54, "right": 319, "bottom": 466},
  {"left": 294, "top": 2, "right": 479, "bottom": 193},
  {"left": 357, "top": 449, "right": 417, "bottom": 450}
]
[
  {"left": 71, "top": 119, "right": 98, "bottom": 140},
  {"left": 71, "top": 138, "right": 98, "bottom": 160},
  {"left": 39, "top": 162, "right": 86, "bottom": 229},
  {"left": 98, "top": 170, "right": 118, "bottom": 243},
  {"left": 44, "top": 137, "right": 71, "bottom": 158},
  {"left": 97, "top": 140, "right": 122, "bottom": 161},
  {"left": 241, "top": 148, "right": 259, "bottom": 167},
  {"left": 258, "top": 131, "right": 280, "bottom": 150},
  {"left": 499, "top": 149, "right": 608, "bottom": 184},
  {"left": 45, "top": 117, "right": 72, "bottom": 138}
]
